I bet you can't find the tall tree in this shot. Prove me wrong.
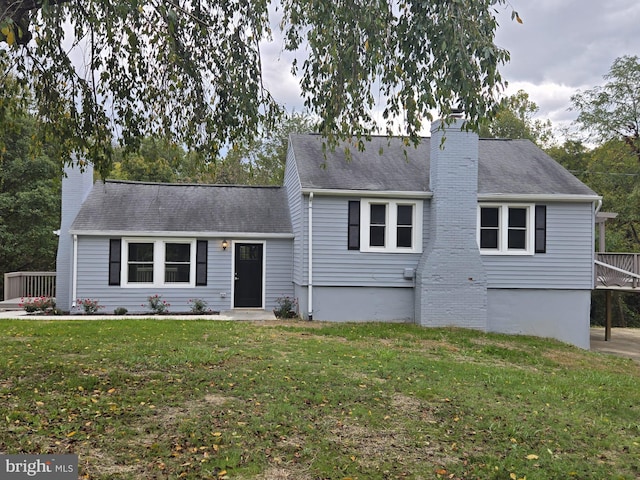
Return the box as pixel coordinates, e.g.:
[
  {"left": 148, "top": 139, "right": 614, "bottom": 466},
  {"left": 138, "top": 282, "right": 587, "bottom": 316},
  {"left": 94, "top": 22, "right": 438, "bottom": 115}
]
[
  {"left": 478, "top": 89, "right": 554, "bottom": 146},
  {"left": 1, "top": 1, "right": 515, "bottom": 177},
  {"left": 0, "top": 90, "right": 61, "bottom": 298},
  {"left": 107, "top": 112, "right": 316, "bottom": 184},
  {"left": 546, "top": 139, "right": 590, "bottom": 176},
  {"left": 571, "top": 55, "right": 640, "bottom": 161},
  {"left": 110, "top": 137, "right": 184, "bottom": 183},
  {"left": 219, "top": 111, "right": 318, "bottom": 185}
]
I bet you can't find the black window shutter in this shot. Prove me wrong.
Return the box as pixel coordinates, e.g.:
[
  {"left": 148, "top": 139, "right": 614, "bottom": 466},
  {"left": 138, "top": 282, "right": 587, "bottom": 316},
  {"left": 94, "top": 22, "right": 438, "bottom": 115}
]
[
  {"left": 348, "top": 201, "right": 360, "bottom": 250},
  {"left": 535, "top": 205, "right": 547, "bottom": 253},
  {"left": 196, "top": 240, "right": 208, "bottom": 286},
  {"left": 108, "top": 239, "right": 121, "bottom": 285}
]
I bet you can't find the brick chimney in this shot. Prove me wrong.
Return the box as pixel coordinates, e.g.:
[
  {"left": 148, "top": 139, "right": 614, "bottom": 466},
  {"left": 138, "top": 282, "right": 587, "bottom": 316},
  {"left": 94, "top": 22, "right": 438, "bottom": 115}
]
[{"left": 415, "top": 117, "right": 488, "bottom": 329}]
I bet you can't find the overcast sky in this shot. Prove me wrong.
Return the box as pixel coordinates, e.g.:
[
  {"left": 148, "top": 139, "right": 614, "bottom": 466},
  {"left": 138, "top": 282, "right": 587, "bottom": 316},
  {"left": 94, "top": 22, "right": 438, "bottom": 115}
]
[
  {"left": 494, "top": 0, "right": 639, "bottom": 133},
  {"left": 261, "top": 0, "right": 640, "bottom": 138}
]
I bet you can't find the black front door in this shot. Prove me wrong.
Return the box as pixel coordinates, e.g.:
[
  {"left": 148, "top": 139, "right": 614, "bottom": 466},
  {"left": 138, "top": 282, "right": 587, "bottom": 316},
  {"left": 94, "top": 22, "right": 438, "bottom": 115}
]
[{"left": 234, "top": 243, "right": 263, "bottom": 308}]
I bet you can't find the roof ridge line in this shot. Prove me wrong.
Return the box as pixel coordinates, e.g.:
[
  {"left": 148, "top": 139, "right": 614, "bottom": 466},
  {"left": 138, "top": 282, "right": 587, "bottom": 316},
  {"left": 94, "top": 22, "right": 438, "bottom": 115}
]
[{"left": 103, "top": 179, "right": 282, "bottom": 189}]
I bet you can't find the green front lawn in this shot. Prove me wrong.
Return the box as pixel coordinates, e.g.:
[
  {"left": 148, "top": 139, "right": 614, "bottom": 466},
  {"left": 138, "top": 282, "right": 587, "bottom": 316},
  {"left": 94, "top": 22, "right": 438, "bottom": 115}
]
[{"left": 1, "top": 320, "right": 638, "bottom": 479}]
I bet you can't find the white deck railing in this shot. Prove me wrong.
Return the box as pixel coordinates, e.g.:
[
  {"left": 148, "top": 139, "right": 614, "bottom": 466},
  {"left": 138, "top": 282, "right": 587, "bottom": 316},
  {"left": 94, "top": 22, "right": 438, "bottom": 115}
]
[
  {"left": 595, "top": 253, "right": 640, "bottom": 289},
  {"left": 3, "top": 272, "right": 56, "bottom": 301}
]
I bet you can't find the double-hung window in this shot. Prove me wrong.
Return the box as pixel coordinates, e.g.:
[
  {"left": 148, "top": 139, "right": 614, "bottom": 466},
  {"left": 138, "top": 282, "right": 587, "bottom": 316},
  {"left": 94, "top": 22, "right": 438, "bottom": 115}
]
[
  {"left": 396, "top": 205, "right": 414, "bottom": 248},
  {"left": 478, "top": 204, "right": 539, "bottom": 255},
  {"left": 164, "top": 243, "right": 192, "bottom": 283},
  {"left": 369, "top": 203, "right": 387, "bottom": 247},
  {"left": 356, "top": 199, "right": 423, "bottom": 253},
  {"left": 127, "top": 242, "right": 155, "bottom": 283}
]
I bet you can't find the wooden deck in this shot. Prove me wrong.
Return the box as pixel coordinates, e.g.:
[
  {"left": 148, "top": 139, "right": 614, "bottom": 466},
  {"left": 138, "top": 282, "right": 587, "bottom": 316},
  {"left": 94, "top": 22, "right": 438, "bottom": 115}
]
[
  {"left": 3, "top": 271, "right": 56, "bottom": 301},
  {"left": 595, "top": 253, "right": 640, "bottom": 291}
]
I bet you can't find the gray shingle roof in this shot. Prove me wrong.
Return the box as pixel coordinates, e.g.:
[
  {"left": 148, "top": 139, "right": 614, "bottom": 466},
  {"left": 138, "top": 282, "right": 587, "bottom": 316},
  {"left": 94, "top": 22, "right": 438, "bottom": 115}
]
[
  {"left": 71, "top": 181, "right": 292, "bottom": 234},
  {"left": 71, "top": 134, "right": 597, "bottom": 235},
  {"left": 289, "top": 134, "right": 597, "bottom": 197}
]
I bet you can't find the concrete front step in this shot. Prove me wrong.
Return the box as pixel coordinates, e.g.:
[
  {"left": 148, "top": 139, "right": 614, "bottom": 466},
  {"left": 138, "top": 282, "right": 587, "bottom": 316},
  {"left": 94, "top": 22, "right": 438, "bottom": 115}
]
[{"left": 0, "top": 298, "right": 25, "bottom": 311}]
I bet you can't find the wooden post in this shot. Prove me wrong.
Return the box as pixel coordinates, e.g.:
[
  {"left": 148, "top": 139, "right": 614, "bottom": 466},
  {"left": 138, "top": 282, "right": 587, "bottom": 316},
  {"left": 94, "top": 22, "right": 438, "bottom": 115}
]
[{"left": 605, "top": 290, "right": 612, "bottom": 341}]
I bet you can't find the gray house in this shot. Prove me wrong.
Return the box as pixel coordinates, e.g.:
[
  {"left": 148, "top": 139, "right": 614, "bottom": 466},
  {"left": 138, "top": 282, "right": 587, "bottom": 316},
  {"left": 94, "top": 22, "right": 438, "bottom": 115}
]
[{"left": 56, "top": 119, "right": 600, "bottom": 348}]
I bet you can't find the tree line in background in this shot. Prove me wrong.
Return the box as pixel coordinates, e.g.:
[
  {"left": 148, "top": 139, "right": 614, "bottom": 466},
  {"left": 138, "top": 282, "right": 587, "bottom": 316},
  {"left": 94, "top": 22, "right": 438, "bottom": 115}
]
[
  {"left": 107, "top": 112, "right": 318, "bottom": 185},
  {"left": 2, "top": 54, "right": 640, "bottom": 327}
]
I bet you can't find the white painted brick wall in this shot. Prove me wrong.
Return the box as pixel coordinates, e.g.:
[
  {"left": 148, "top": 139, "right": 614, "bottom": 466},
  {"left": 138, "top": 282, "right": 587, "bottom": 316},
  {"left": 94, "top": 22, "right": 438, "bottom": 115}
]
[
  {"left": 415, "top": 119, "right": 488, "bottom": 329},
  {"left": 55, "top": 161, "right": 94, "bottom": 311}
]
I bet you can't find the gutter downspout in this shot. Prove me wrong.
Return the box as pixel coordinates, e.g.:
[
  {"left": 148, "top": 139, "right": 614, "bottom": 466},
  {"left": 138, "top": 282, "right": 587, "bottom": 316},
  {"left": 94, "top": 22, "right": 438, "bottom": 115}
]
[
  {"left": 594, "top": 198, "right": 602, "bottom": 217},
  {"left": 308, "top": 192, "right": 313, "bottom": 320},
  {"left": 72, "top": 234, "right": 78, "bottom": 309}
]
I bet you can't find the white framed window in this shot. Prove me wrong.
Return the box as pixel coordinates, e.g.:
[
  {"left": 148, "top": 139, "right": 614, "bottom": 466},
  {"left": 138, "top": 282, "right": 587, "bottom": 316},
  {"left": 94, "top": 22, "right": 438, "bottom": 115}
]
[
  {"left": 478, "top": 204, "right": 535, "bottom": 255},
  {"left": 121, "top": 238, "right": 197, "bottom": 287},
  {"left": 360, "top": 199, "right": 423, "bottom": 253}
]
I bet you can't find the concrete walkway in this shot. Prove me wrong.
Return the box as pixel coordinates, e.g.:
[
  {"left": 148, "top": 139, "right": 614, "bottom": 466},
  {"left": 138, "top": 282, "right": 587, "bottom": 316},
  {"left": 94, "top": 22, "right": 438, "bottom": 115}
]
[
  {"left": 0, "top": 309, "right": 276, "bottom": 321},
  {"left": 590, "top": 327, "right": 640, "bottom": 364}
]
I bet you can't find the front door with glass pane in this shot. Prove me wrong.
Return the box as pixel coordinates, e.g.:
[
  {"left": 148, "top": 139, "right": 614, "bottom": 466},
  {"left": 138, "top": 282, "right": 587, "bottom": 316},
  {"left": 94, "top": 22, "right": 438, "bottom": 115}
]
[{"left": 233, "top": 243, "right": 263, "bottom": 308}]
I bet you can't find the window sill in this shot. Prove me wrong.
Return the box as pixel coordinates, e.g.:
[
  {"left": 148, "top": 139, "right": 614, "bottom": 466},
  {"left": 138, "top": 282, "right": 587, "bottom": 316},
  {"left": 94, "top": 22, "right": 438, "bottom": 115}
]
[{"left": 480, "top": 250, "right": 534, "bottom": 256}]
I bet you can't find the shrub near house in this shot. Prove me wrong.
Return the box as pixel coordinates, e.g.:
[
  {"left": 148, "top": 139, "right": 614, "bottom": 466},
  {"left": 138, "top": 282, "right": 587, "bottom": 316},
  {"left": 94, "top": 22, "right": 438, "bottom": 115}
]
[{"left": 20, "top": 296, "right": 56, "bottom": 314}]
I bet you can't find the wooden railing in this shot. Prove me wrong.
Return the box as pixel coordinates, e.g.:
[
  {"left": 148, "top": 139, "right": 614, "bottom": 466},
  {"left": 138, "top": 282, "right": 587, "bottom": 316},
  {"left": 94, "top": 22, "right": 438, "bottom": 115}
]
[
  {"left": 3, "top": 272, "right": 56, "bottom": 301},
  {"left": 595, "top": 253, "right": 640, "bottom": 289}
]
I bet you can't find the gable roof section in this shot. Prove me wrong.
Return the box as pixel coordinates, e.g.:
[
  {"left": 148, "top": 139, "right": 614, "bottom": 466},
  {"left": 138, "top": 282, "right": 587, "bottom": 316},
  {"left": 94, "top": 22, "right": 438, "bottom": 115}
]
[
  {"left": 70, "top": 181, "right": 292, "bottom": 235},
  {"left": 289, "top": 134, "right": 597, "bottom": 197},
  {"left": 290, "top": 135, "right": 429, "bottom": 192},
  {"left": 477, "top": 139, "right": 595, "bottom": 196}
]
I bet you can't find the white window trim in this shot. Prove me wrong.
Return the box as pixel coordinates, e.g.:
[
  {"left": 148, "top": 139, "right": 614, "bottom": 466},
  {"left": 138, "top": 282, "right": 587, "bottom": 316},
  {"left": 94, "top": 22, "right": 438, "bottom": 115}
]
[
  {"left": 477, "top": 204, "right": 535, "bottom": 255},
  {"left": 360, "top": 199, "right": 423, "bottom": 253},
  {"left": 121, "top": 238, "right": 197, "bottom": 288}
]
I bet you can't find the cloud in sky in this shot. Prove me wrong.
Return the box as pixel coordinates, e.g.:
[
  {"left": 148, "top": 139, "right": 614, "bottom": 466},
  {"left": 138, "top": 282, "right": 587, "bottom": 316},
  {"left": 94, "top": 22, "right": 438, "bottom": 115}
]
[
  {"left": 494, "top": 0, "right": 640, "bottom": 132},
  {"left": 260, "top": 0, "right": 640, "bottom": 138}
]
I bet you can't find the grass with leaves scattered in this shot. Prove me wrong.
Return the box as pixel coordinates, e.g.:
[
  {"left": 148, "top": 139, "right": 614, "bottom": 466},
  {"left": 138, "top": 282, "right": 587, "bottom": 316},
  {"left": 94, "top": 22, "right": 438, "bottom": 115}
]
[{"left": 1, "top": 320, "right": 639, "bottom": 479}]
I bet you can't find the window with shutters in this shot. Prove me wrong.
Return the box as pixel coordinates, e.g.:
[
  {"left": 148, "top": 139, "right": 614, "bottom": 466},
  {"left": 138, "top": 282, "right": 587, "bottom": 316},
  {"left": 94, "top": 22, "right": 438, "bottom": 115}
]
[
  {"left": 357, "top": 199, "right": 423, "bottom": 253},
  {"left": 117, "top": 238, "right": 202, "bottom": 287},
  {"left": 478, "top": 204, "right": 545, "bottom": 255}
]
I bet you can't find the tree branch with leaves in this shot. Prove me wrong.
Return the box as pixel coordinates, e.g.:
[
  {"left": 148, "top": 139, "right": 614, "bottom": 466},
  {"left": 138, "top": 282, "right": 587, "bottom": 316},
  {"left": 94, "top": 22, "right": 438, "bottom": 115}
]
[
  {"left": 2, "top": 0, "right": 515, "bottom": 177},
  {"left": 572, "top": 55, "right": 640, "bottom": 162}
]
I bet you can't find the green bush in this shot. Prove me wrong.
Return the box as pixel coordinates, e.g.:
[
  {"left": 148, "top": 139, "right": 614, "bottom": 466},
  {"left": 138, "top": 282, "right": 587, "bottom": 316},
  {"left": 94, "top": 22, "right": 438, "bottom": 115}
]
[
  {"left": 188, "top": 298, "right": 209, "bottom": 314},
  {"left": 76, "top": 298, "right": 103, "bottom": 314},
  {"left": 273, "top": 296, "right": 298, "bottom": 319},
  {"left": 20, "top": 296, "right": 56, "bottom": 313}
]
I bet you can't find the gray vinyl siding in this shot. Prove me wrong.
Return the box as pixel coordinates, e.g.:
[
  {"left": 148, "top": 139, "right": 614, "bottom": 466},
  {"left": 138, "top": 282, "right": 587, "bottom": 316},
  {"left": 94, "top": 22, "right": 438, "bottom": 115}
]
[
  {"left": 482, "top": 203, "right": 595, "bottom": 289},
  {"left": 310, "top": 196, "right": 430, "bottom": 287},
  {"left": 75, "top": 236, "right": 293, "bottom": 313},
  {"left": 264, "top": 238, "right": 295, "bottom": 307},
  {"left": 284, "top": 146, "right": 305, "bottom": 285}
]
